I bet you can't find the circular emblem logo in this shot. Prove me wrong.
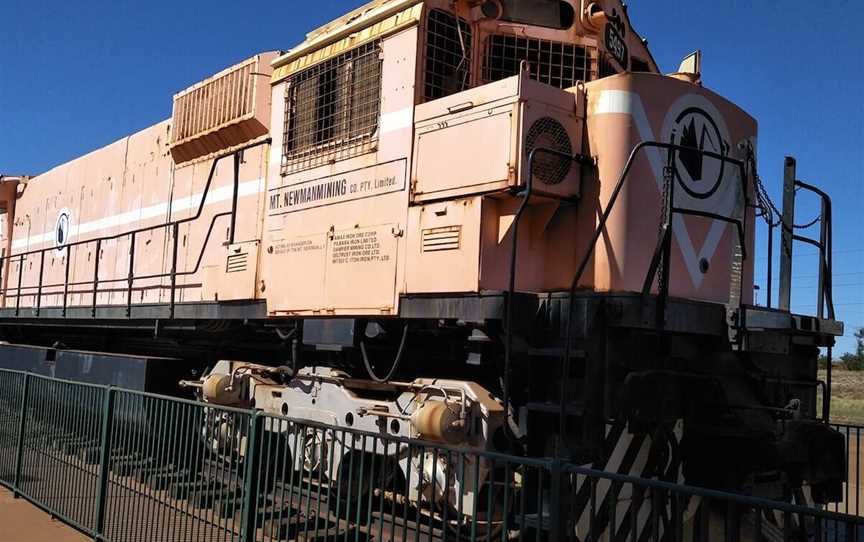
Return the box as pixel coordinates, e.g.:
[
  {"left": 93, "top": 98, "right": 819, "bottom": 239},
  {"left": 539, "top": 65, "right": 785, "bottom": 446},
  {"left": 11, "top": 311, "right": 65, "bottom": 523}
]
[
  {"left": 661, "top": 95, "right": 740, "bottom": 218},
  {"left": 55, "top": 208, "right": 72, "bottom": 253},
  {"left": 670, "top": 107, "right": 728, "bottom": 199}
]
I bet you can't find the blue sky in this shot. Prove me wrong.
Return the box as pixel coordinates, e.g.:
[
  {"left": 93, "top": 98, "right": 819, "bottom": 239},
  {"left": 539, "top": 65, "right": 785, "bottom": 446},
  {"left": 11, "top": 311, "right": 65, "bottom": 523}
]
[{"left": 1, "top": 1, "right": 862, "bottom": 353}]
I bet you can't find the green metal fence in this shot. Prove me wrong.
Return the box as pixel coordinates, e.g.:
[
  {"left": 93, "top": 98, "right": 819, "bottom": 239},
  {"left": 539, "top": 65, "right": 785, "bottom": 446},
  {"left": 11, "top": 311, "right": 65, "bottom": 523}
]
[
  {"left": 0, "top": 368, "right": 862, "bottom": 542},
  {"left": 830, "top": 423, "right": 864, "bottom": 517}
]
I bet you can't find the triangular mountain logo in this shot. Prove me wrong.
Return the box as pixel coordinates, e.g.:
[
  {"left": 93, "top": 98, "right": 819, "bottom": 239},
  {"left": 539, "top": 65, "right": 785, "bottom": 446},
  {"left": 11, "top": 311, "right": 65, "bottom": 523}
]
[{"left": 679, "top": 117, "right": 704, "bottom": 181}]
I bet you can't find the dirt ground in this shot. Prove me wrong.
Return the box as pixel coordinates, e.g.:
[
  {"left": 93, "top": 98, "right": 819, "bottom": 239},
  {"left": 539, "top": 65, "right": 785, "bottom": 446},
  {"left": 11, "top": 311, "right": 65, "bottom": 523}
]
[
  {"left": 820, "top": 369, "right": 864, "bottom": 424},
  {"left": 0, "top": 486, "right": 88, "bottom": 542},
  {"left": 816, "top": 370, "right": 864, "bottom": 515}
]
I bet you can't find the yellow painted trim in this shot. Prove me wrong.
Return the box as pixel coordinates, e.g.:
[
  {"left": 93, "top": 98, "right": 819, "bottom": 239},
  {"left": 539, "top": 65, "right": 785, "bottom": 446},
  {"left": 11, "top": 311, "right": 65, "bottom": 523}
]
[{"left": 271, "top": 3, "right": 423, "bottom": 84}]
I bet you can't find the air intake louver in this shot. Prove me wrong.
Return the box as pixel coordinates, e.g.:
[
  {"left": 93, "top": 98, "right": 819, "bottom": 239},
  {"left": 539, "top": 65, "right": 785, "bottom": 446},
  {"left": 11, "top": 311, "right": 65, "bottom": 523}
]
[
  {"left": 169, "top": 53, "right": 276, "bottom": 164},
  {"left": 525, "top": 117, "right": 573, "bottom": 185},
  {"left": 422, "top": 226, "right": 461, "bottom": 252},
  {"left": 226, "top": 252, "right": 249, "bottom": 273}
]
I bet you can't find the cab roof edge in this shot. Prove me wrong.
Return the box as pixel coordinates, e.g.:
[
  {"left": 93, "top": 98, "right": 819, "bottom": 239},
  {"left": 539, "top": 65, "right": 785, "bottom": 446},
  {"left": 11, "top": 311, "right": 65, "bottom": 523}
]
[{"left": 273, "top": 0, "right": 420, "bottom": 70}]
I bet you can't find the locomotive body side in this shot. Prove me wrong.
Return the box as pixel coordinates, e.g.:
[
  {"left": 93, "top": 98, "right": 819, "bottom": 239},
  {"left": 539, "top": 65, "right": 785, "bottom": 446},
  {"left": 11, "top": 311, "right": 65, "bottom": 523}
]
[
  {"left": 1, "top": 56, "right": 276, "bottom": 313},
  {"left": 3, "top": 121, "right": 177, "bottom": 309},
  {"left": 263, "top": 22, "right": 419, "bottom": 316},
  {"left": 1, "top": 0, "right": 698, "bottom": 317}
]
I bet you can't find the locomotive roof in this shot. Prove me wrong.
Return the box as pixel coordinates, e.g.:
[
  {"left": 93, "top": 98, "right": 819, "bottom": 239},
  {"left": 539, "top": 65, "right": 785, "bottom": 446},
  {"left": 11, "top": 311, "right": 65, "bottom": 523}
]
[
  {"left": 271, "top": 0, "right": 660, "bottom": 83},
  {"left": 271, "top": 0, "right": 420, "bottom": 81},
  {"left": 304, "top": 0, "right": 411, "bottom": 44}
]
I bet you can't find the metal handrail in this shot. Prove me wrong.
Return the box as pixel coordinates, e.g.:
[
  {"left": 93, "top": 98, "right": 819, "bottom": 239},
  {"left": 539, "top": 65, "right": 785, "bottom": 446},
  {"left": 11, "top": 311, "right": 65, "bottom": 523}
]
[
  {"left": 791, "top": 179, "right": 835, "bottom": 423},
  {"left": 558, "top": 141, "right": 748, "bottom": 452},
  {"left": 764, "top": 169, "right": 835, "bottom": 321},
  {"left": 502, "top": 141, "right": 749, "bottom": 455},
  {"left": 792, "top": 180, "right": 835, "bottom": 320},
  {"left": 560, "top": 462, "right": 860, "bottom": 522},
  {"left": 502, "top": 147, "right": 592, "bottom": 436},
  {"left": 7, "top": 211, "right": 230, "bottom": 292},
  {"left": 0, "top": 138, "right": 270, "bottom": 318},
  {"left": 753, "top": 160, "right": 836, "bottom": 421}
]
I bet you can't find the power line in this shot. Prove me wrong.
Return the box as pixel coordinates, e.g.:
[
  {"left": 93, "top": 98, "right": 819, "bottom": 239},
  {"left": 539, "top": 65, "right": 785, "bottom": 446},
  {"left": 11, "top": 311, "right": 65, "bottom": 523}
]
[
  {"left": 791, "top": 302, "right": 864, "bottom": 309},
  {"left": 756, "top": 248, "right": 864, "bottom": 261},
  {"left": 751, "top": 283, "right": 864, "bottom": 293},
  {"left": 755, "top": 271, "right": 864, "bottom": 280}
]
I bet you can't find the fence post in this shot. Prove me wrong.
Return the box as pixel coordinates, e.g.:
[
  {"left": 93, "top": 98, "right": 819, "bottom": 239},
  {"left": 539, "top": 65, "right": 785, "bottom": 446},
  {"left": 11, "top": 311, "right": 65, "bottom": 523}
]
[
  {"left": 94, "top": 387, "right": 115, "bottom": 540},
  {"left": 549, "top": 458, "right": 566, "bottom": 542},
  {"left": 12, "top": 371, "right": 31, "bottom": 498},
  {"left": 241, "top": 410, "right": 263, "bottom": 542}
]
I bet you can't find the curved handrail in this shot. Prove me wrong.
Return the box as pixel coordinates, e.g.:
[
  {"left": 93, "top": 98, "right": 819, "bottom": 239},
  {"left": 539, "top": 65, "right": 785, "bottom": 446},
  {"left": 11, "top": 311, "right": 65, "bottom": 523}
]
[
  {"left": 792, "top": 179, "right": 834, "bottom": 320},
  {"left": 503, "top": 147, "right": 592, "bottom": 429},
  {"left": 559, "top": 141, "right": 747, "bottom": 442},
  {"left": 502, "top": 140, "right": 748, "bottom": 451}
]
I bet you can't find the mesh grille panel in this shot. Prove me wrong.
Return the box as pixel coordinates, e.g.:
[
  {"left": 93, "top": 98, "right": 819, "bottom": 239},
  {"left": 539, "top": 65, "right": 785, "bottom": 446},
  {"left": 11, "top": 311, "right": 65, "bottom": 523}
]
[
  {"left": 171, "top": 60, "right": 255, "bottom": 144},
  {"left": 526, "top": 118, "right": 572, "bottom": 185},
  {"left": 282, "top": 42, "right": 382, "bottom": 175},
  {"left": 424, "top": 9, "right": 472, "bottom": 101},
  {"left": 483, "top": 35, "right": 596, "bottom": 89}
]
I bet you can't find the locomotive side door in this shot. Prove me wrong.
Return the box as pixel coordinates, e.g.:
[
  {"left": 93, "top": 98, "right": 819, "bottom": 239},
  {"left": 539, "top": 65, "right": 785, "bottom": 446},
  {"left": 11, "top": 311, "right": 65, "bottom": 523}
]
[{"left": 262, "top": 25, "right": 418, "bottom": 316}]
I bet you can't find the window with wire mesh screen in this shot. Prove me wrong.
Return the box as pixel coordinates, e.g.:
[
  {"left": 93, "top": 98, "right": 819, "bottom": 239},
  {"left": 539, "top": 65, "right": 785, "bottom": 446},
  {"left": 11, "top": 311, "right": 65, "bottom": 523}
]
[
  {"left": 482, "top": 35, "right": 597, "bottom": 89},
  {"left": 282, "top": 41, "right": 382, "bottom": 175},
  {"left": 424, "top": 9, "right": 472, "bottom": 101}
]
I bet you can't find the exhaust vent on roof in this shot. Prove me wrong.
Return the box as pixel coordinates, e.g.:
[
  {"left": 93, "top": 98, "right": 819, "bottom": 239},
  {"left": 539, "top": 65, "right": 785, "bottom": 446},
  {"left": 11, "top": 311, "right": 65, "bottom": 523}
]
[{"left": 170, "top": 52, "right": 277, "bottom": 164}]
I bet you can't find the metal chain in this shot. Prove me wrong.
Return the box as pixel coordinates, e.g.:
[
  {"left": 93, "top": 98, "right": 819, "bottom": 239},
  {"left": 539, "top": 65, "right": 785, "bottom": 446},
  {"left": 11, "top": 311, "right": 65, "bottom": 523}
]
[
  {"left": 748, "top": 145, "right": 821, "bottom": 230},
  {"left": 657, "top": 162, "right": 673, "bottom": 291}
]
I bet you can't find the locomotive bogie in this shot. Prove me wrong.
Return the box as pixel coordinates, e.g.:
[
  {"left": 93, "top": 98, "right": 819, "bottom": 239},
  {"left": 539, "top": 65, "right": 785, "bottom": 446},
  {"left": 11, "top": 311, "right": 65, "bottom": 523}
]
[
  {"left": 199, "top": 361, "right": 505, "bottom": 451},
  {"left": 195, "top": 360, "right": 508, "bottom": 520}
]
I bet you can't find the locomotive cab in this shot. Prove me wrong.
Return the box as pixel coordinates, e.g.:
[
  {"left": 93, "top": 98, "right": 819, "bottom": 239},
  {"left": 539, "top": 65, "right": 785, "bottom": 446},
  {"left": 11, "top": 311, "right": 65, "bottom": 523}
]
[{"left": 262, "top": 0, "right": 657, "bottom": 314}]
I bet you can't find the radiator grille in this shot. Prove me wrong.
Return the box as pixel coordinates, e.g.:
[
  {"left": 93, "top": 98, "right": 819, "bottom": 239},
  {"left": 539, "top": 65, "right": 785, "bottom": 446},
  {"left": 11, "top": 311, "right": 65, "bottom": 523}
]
[
  {"left": 226, "top": 252, "right": 249, "bottom": 273},
  {"left": 525, "top": 117, "right": 573, "bottom": 185},
  {"left": 171, "top": 59, "right": 256, "bottom": 144},
  {"left": 424, "top": 9, "right": 472, "bottom": 101},
  {"left": 282, "top": 42, "right": 382, "bottom": 175},
  {"left": 422, "top": 226, "right": 461, "bottom": 252},
  {"left": 483, "top": 35, "right": 596, "bottom": 89}
]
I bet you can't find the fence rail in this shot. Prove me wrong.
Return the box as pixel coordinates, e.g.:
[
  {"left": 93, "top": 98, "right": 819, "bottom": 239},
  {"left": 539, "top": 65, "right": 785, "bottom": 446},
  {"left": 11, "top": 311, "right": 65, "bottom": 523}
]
[
  {"left": 829, "top": 423, "right": 864, "bottom": 518},
  {"left": 0, "top": 368, "right": 861, "bottom": 542}
]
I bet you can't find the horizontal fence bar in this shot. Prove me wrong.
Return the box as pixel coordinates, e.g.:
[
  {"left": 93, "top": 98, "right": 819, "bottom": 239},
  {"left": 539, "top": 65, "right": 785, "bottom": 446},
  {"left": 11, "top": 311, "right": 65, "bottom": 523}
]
[{"left": 0, "top": 367, "right": 861, "bottom": 542}]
